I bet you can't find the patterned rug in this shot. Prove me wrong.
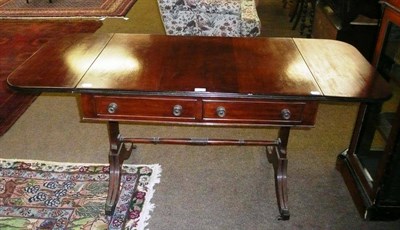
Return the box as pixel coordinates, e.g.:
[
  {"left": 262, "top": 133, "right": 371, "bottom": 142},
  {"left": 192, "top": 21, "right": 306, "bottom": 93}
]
[
  {"left": 0, "top": 159, "right": 161, "bottom": 229},
  {"left": 0, "top": 0, "right": 137, "bottom": 18}
]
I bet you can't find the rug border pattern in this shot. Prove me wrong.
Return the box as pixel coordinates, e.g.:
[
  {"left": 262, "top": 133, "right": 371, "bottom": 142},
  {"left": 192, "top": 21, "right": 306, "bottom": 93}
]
[{"left": 0, "top": 158, "right": 161, "bottom": 230}]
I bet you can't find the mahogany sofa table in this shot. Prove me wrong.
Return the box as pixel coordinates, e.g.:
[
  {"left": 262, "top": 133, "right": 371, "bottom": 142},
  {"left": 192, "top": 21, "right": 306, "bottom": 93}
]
[{"left": 7, "top": 33, "right": 391, "bottom": 220}]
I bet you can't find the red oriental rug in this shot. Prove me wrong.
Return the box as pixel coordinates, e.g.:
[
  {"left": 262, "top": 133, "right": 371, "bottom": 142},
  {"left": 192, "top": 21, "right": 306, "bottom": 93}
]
[
  {"left": 0, "top": 0, "right": 137, "bottom": 18},
  {"left": 0, "top": 20, "right": 102, "bottom": 136}
]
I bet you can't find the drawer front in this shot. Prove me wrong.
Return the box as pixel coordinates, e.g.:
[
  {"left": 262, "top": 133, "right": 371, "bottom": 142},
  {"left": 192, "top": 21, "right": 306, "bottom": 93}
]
[
  {"left": 90, "top": 96, "right": 200, "bottom": 122},
  {"left": 203, "top": 99, "right": 318, "bottom": 125},
  {"left": 81, "top": 94, "right": 318, "bottom": 126}
]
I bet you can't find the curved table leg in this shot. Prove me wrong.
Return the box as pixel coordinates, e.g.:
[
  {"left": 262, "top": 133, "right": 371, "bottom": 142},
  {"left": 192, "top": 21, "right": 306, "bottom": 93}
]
[
  {"left": 275, "top": 147, "right": 289, "bottom": 220},
  {"left": 267, "top": 127, "right": 290, "bottom": 220},
  {"left": 105, "top": 121, "right": 133, "bottom": 215}
]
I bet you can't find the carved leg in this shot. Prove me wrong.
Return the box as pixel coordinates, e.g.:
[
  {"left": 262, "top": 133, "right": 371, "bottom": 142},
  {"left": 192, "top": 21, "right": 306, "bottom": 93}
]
[
  {"left": 267, "top": 127, "right": 290, "bottom": 220},
  {"left": 299, "top": 0, "right": 308, "bottom": 35},
  {"left": 307, "top": 0, "right": 316, "bottom": 38},
  {"left": 105, "top": 121, "right": 134, "bottom": 215},
  {"left": 291, "top": 0, "right": 304, "bottom": 30}
]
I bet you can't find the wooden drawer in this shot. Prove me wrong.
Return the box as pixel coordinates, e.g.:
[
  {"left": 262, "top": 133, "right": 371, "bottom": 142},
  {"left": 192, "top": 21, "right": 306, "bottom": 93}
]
[
  {"left": 82, "top": 95, "right": 201, "bottom": 122},
  {"left": 81, "top": 95, "right": 318, "bottom": 126},
  {"left": 202, "top": 99, "right": 318, "bottom": 125}
]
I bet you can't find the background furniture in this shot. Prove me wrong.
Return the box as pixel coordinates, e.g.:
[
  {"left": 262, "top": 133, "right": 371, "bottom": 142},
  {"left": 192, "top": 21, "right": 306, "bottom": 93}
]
[
  {"left": 157, "top": 0, "right": 261, "bottom": 36},
  {"left": 336, "top": 0, "right": 400, "bottom": 220},
  {"left": 289, "top": 0, "right": 316, "bottom": 37},
  {"left": 312, "top": 0, "right": 380, "bottom": 61}
]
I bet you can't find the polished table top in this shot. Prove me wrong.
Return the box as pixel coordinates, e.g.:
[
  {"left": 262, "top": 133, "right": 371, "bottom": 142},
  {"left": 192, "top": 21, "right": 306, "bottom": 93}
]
[{"left": 7, "top": 33, "right": 391, "bottom": 102}]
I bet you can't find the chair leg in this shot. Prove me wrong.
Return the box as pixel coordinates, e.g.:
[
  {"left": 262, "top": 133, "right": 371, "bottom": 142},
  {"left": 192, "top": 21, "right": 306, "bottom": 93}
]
[
  {"left": 289, "top": 0, "right": 300, "bottom": 22},
  {"left": 306, "top": 0, "right": 316, "bottom": 37},
  {"left": 292, "top": 0, "right": 304, "bottom": 30}
]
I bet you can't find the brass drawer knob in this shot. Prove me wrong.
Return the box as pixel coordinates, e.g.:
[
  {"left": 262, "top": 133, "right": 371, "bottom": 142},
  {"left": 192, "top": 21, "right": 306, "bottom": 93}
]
[
  {"left": 107, "top": 102, "right": 118, "bottom": 114},
  {"left": 216, "top": 106, "right": 226, "bottom": 118},
  {"left": 173, "top": 104, "right": 183, "bottom": 117},
  {"left": 281, "top": 108, "right": 291, "bottom": 120}
]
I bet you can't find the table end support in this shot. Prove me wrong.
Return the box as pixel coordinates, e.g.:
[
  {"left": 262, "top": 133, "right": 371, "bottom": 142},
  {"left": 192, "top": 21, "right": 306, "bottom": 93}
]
[
  {"left": 267, "top": 127, "right": 291, "bottom": 220},
  {"left": 105, "top": 121, "right": 134, "bottom": 216}
]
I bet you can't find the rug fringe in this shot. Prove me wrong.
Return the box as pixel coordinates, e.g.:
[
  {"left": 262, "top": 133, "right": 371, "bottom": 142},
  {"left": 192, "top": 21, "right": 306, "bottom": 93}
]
[
  {"left": 137, "top": 164, "right": 162, "bottom": 230},
  {"left": 0, "top": 158, "right": 107, "bottom": 166},
  {"left": 0, "top": 158, "right": 151, "bottom": 168}
]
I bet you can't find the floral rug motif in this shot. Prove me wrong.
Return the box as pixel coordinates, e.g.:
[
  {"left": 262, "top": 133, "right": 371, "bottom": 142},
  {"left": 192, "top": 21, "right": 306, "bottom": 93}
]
[{"left": 0, "top": 159, "right": 161, "bottom": 229}]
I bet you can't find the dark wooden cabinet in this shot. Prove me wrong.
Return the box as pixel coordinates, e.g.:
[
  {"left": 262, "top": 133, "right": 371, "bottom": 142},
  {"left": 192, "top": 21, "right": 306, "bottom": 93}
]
[
  {"left": 312, "top": 0, "right": 380, "bottom": 61},
  {"left": 337, "top": 0, "right": 400, "bottom": 220}
]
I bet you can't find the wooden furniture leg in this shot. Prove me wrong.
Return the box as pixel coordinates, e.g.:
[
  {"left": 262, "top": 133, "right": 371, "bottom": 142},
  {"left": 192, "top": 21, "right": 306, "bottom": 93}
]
[
  {"left": 292, "top": 0, "right": 305, "bottom": 30},
  {"left": 105, "top": 121, "right": 134, "bottom": 215},
  {"left": 267, "top": 127, "right": 290, "bottom": 220}
]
